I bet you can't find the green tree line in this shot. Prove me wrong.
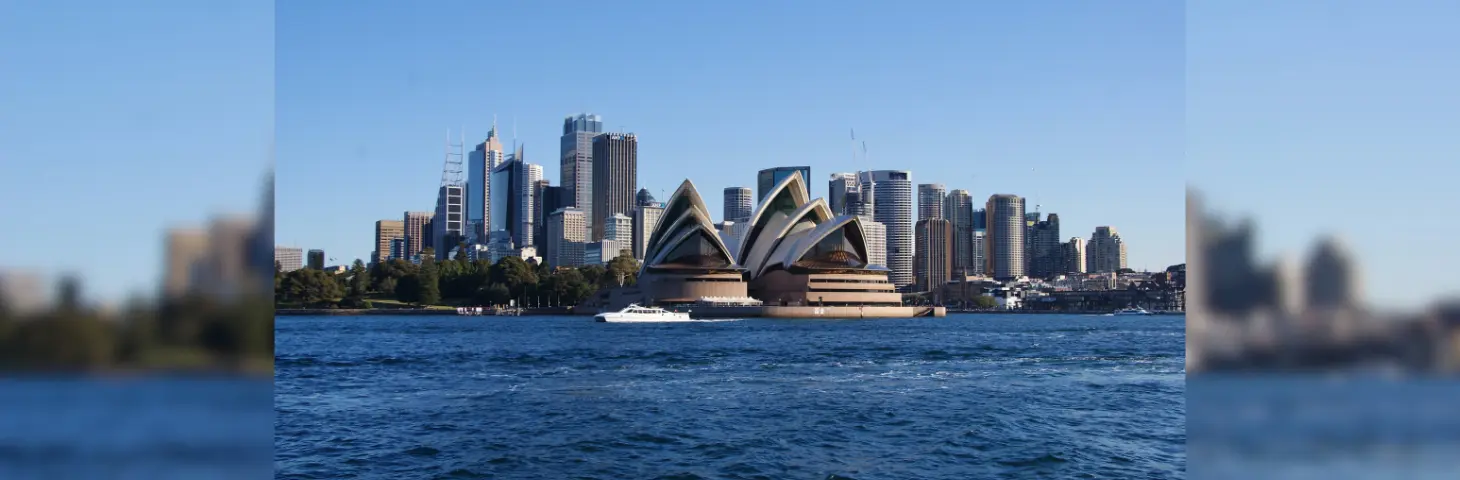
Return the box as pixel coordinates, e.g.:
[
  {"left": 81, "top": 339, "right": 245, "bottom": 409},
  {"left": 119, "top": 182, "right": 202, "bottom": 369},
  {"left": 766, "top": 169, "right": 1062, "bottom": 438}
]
[{"left": 274, "top": 246, "right": 641, "bottom": 309}]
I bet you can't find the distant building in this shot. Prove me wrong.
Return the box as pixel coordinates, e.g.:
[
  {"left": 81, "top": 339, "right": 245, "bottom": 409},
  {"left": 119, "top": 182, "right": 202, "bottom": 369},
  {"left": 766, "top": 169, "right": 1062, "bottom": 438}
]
[
  {"left": 861, "top": 170, "right": 914, "bottom": 287},
  {"left": 1063, "top": 237, "right": 1087, "bottom": 274},
  {"left": 723, "top": 186, "right": 753, "bottom": 224},
  {"left": 827, "top": 172, "right": 859, "bottom": 215},
  {"left": 489, "top": 147, "right": 541, "bottom": 249},
  {"left": 860, "top": 215, "right": 887, "bottom": 268},
  {"left": 1087, "top": 226, "right": 1128, "bottom": 274},
  {"left": 757, "top": 166, "right": 811, "bottom": 202},
  {"left": 403, "top": 211, "right": 433, "bottom": 258},
  {"left": 561, "top": 114, "right": 603, "bottom": 240},
  {"left": 307, "top": 249, "right": 325, "bottom": 270},
  {"left": 985, "top": 194, "right": 1026, "bottom": 281},
  {"left": 917, "top": 183, "right": 946, "bottom": 221},
  {"left": 547, "top": 207, "right": 586, "bottom": 268},
  {"left": 275, "top": 247, "right": 304, "bottom": 272},
  {"left": 0, "top": 270, "right": 48, "bottom": 315},
  {"left": 590, "top": 132, "right": 637, "bottom": 242},
  {"left": 1029, "top": 214, "right": 1061, "bottom": 278},
  {"left": 632, "top": 203, "right": 665, "bottom": 260},
  {"left": 944, "top": 189, "right": 975, "bottom": 276},
  {"left": 389, "top": 238, "right": 406, "bottom": 261},
  {"left": 373, "top": 220, "right": 404, "bottom": 266},
  {"left": 604, "top": 213, "right": 633, "bottom": 246},
  {"left": 467, "top": 125, "right": 505, "bottom": 241},
  {"left": 636, "top": 187, "right": 658, "bottom": 207},
  {"left": 586, "top": 240, "right": 625, "bottom": 266},
  {"left": 432, "top": 184, "right": 465, "bottom": 259},
  {"left": 915, "top": 218, "right": 954, "bottom": 293},
  {"left": 1305, "top": 236, "right": 1360, "bottom": 311}
]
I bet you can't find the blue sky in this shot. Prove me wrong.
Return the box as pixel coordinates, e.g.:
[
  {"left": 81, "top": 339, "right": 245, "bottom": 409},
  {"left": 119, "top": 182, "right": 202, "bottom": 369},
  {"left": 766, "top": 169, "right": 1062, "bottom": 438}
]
[
  {"left": 1188, "top": 0, "right": 1459, "bottom": 308},
  {"left": 0, "top": 1, "right": 273, "bottom": 302},
  {"left": 276, "top": 1, "right": 1185, "bottom": 274}
]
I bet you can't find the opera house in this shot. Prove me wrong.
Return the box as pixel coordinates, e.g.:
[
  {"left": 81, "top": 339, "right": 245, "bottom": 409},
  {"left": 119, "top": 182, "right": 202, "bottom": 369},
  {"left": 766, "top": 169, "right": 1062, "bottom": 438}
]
[{"left": 619, "top": 171, "right": 904, "bottom": 310}]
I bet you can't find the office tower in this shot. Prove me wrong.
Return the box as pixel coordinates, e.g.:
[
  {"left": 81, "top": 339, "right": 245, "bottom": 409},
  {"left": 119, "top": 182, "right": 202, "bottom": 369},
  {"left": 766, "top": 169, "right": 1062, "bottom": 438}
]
[
  {"left": 985, "top": 194, "right": 1026, "bottom": 280},
  {"left": 432, "top": 184, "right": 465, "bottom": 258},
  {"left": 860, "top": 170, "right": 913, "bottom": 287},
  {"left": 828, "top": 172, "right": 859, "bottom": 215},
  {"left": 1028, "top": 213, "right": 1061, "bottom": 278},
  {"left": 757, "top": 166, "right": 811, "bottom": 202},
  {"left": 561, "top": 113, "right": 603, "bottom": 237},
  {"left": 1304, "top": 236, "right": 1360, "bottom": 311},
  {"left": 388, "top": 238, "right": 406, "bottom": 261},
  {"left": 915, "top": 219, "right": 954, "bottom": 293},
  {"left": 467, "top": 124, "right": 505, "bottom": 241},
  {"left": 489, "top": 147, "right": 541, "bottom": 249},
  {"left": 372, "top": 220, "right": 404, "bottom": 266},
  {"left": 844, "top": 189, "right": 873, "bottom": 218},
  {"left": 972, "top": 207, "right": 987, "bottom": 275},
  {"left": 604, "top": 213, "right": 633, "bottom": 245},
  {"left": 859, "top": 215, "right": 887, "bottom": 267},
  {"left": 590, "top": 132, "right": 637, "bottom": 242},
  {"left": 917, "top": 183, "right": 946, "bottom": 221},
  {"left": 307, "top": 249, "right": 325, "bottom": 270},
  {"left": 547, "top": 207, "right": 586, "bottom": 268},
  {"left": 534, "top": 183, "right": 565, "bottom": 254},
  {"left": 944, "top": 189, "right": 974, "bottom": 276},
  {"left": 403, "top": 211, "right": 433, "bottom": 257},
  {"left": 723, "top": 186, "right": 752, "bottom": 224},
  {"left": 275, "top": 247, "right": 304, "bottom": 272},
  {"left": 1087, "top": 226, "right": 1128, "bottom": 273},
  {"left": 632, "top": 203, "right": 664, "bottom": 260},
  {"left": 164, "top": 229, "right": 209, "bottom": 298},
  {"left": 1063, "top": 237, "right": 1087, "bottom": 274},
  {"left": 636, "top": 187, "right": 657, "bottom": 207}
]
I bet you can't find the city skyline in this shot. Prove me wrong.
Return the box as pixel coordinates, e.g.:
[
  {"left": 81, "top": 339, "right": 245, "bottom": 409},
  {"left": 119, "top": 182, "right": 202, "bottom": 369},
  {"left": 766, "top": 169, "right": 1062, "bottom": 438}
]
[{"left": 273, "top": 2, "right": 1184, "bottom": 282}]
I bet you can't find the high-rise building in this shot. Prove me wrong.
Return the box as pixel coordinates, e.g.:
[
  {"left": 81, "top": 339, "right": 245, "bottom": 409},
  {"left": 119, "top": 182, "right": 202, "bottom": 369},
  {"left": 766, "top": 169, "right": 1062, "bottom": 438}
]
[
  {"left": 590, "top": 132, "right": 637, "bottom": 242},
  {"left": 275, "top": 247, "right": 304, "bottom": 272},
  {"left": 861, "top": 170, "right": 913, "bottom": 287},
  {"left": 827, "top": 172, "right": 859, "bottom": 215},
  {"left": 534, "top": 183, "right": 565, "bottom": 254},
  {"left": 1087, "top": 226, "right": 1128, "bottom": 273},
  {"left": 972, "top": 207, "right": 987, "bottom": 275},
  {"left": 1063, "top": 237, "right": 1087, "bottom": 274},
  {"left": 432, "top": 184, "right": 465, "bottom": 258},
  {"left": 859, "top": 215, "right": 887, "bottom": 268},
  {"left": 561, "top": 113, "right": 603, "bottom": 237},
  {"left": 467, "top": 124, "right": 505, "bottom": 241},
  {"left": 307, "top": 249, "right": 325, "bottom": 270},
  {"left": 636, "top": 188, "right": 657, "bottom": 207},
  {"left": 915, "top": 219, "right": 954, "bottom": 293},
  {"left": 917, "top": 183, "right": 946, "bottom": 221},
  {"left": 944, "top": 189, "right": 974, "bottom": 276},
  {"left": 632, "top": 203, "right": 664, "bottom": 260},
  {"left": 604, "top": 213, "right": 633, "bottom": 245},
  {"left": 1028, "top": 213, "right": 1061, "bottom": 278},
  {"left": 546, "top": 207, "right": 586, "bottom": 268},
  {"left": 388, "top": 238, "right": 406, "bottom": 261},
  {"left": 403, "top": 211, "right": 433, "bottom": 257},
  {"left": 489, "top": 147, "right": 541, "bottom": 249},
  {"left": 985, "top": 194, "right": 1026, "bottom": 280},
  {"left": 372, "top": 219, "right": 404, "bottom": 266},
  {"left": 723, "top": 186, "right": 752, "bottom": 224},
  {"left": 757, "top": 166, "right": 811, "bottom": 202},
  {"left": 845, "top": 188, "right": 874, "bottom": 218}
]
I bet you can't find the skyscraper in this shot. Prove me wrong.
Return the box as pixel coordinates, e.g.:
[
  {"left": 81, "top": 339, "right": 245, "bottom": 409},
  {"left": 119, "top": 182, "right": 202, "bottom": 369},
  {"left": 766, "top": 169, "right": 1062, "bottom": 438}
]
[
  {"left": 467, "top": 124, "right": 505, "bottom": 241},
  {"left": 373, "top": 219, "right": 404, "bottom": 266},
  {"left": 828, "top": 172, "right": 859, "bottom": 215},
  {"left": 723, "top": 186, "right": 752, "bottom": 224},
  {"left": 985, "top": 194, "right": 1026, "bottom": 280},
  {"left": 1087, "top": 226, "right": 1128, "bottom": 273},
  {"left": 403, "top": 211, "right": 433, "bottom": 257},
  {"left": 859, "top": 215, "right": 887, "bottom": 267},
  {"left": 547, "top": 207, "right": 586, "bottom": 268},
  {"left": 489, "top": 146, "right": 541, "bottom": 249},
  {"left": 307, "top": 249, "right": 325, "bottom": 270},
  {"left": 917, "top": 183, "right": 946, "bottom": 221},
  {"left": 561, "top": 113, "right": 603, "bottom": 237},
  {"left": 914, "top": 219, "right": 954, "bottom": 293},
  {"left": 590, "top": 132, "right": 637, "bottom": 242},
  {"left": 971, "top": 207, "right": 987, "bottom": 275},
  {"left": 632, "top": 203, "right": 665, "bottom": 260},
  {"left": 535, "top": 183, "right": 565, "bottom": 255},
  {"left": 275, "top": 247, "right": 303, "bottom": 272},
  {"left": 861, "top": 170, "right": 914, "bottom": 288},
  {"left": 1028, "top": 213, "right": 1061, "bottom": 278},
  {"left": 636, "top": 188, "right": 657, "bottom": 208},
  {"left": 944, "top": 189, "right": 974, "bottom": 276},
  {"left": 1063, "top": 237, "right": 1087, "bottom": 274},
  {"left": 432, "top": 184, "right": 465, "bottom": 258},
  {"left": 757, "top": 166, "right": 811, "bottom": 202}
]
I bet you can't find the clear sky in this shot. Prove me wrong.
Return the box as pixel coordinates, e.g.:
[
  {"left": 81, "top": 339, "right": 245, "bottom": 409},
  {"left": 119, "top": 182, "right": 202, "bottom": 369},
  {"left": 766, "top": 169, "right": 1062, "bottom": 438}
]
[
  {"left": 1187, "top": 0, "right": 1459, "bottom": 308},
  {"left": 277, "top": 0, "right": 1185, "bottom": 275},
  {"left": 0, "top": 1, "right": 273, "bottom": 302}
]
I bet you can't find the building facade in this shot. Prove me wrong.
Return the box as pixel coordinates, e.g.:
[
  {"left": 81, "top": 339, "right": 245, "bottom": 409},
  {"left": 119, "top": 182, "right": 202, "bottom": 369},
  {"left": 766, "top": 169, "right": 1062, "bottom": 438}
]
[
  {"left": 590, "top": 132, "right": 637, "bottom": 242},
  {"left": 467, "top": 125, "right": 505, "bottom": 241},
  {"left": 985, "top": 194, "right": 1026, "bottom": 280},
  {"left": 914, "top": 218, "right": 953, "bottom": 293},
  {"left": 373, "top": 219, "right": 404, "bottom": 266},
  {"left": 757, "top": 166, "right": 811, "bottom": 202},
  {"left": 1087, "top": 226, "right": 1128, "bottom": 273},
  {"left": 944, "top": 189, "right": 974, "bottom": 276},
  {"left": 403, "top": 211, "right": 433, "bottom": 258},
  {"left": 859, "top": 215, "right": 887, "bottom": 268},
  {"left": 432, "top": 184, "right": 465, "bottom": 258},
  {"left": 917, "top": 183, "right": 946, "bottom": 221},
  {"left": 827, "top": 172, "right": 859, "bottom": 215},
  {"left": 307, "top": 249, "right": 325, "bottom": 270},
  {"left": 860, "top": 170, "right": 913, "bottom": 288},
  {"left": 1028, "top": 213, "right": 1062, "bottom": 278},
  {"left": 632, "top": 203, "right": 665, "bottom": 261},
  {"left": 1063, "top": 237, "right": 1087, "bottom": 274},
  {"left": 723, "top": 186, "right": 753, "bottom": 224},
  {"left": 275, "top": 247, "right": 304, "bottom": 272},
  {"left": 560, "top": 113, "right": 603, "bottom": 238},
  {"left": 488, "top": 148, "right": 541, "bottom": 249}
]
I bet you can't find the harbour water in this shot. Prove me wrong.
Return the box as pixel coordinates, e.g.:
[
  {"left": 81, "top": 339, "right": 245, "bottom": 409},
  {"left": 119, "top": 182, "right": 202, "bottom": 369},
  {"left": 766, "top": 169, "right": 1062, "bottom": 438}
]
[{"left": 276, "top": 313, "right": 1185, "bottom": 478}]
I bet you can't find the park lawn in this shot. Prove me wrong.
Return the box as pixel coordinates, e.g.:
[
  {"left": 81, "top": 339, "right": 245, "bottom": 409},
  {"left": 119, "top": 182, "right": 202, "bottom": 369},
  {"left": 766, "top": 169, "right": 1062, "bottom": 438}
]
[{"left": 362, "top": 296, "right": 456, "bottom": 310}]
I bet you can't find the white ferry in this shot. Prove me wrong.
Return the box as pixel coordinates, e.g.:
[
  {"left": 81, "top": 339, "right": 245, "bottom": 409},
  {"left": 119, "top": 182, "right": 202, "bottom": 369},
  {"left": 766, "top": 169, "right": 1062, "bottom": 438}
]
[
  {"left": 1112, "top": 307, "right": 1153, "bottom": 316},
  {"left": 594, "top": 304, "right": 692, "bottom": 323}
]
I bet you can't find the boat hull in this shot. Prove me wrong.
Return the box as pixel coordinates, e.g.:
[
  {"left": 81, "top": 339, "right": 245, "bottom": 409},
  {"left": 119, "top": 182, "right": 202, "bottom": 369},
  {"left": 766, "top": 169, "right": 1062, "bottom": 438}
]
[{"left": 594, "top": 313, "right": 693, "bottom": 323}]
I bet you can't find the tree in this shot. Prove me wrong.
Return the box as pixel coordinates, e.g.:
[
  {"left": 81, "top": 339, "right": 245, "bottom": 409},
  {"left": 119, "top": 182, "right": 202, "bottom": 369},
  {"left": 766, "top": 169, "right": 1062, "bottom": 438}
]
[
  {"left": 973, "top": 295, "right": 997, "bottom": 309},
  {"left": 492, "top": 256, "right": 538, "bottom": 297},
  {"left": 418, "top": 256, "right": 442, "bottom": 306},
  {"left": 605, "top": 253, "right": 639, "bottom": 287},
  {"left": 395, "top": 274, "right": 422, "bottom": 305},
  {"left": 476, "top": 283, "right": 511, "bottom": 306},
  {"left": 578, "top": 264, "right": 606, "bottom": 288},
  {"left": 349, "top": 259, "right": 369, "bottom": 297}
]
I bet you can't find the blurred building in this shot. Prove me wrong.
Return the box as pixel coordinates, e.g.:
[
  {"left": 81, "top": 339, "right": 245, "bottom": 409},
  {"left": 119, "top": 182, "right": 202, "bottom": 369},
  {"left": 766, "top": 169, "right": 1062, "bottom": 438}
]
[
  {"left": 275, "top": 246, "right": 303, "bottom": 273},
  {"left": 307, "top": 249, "right": 325, "bottom": 270},
  {"left": 373, "top": 220, "right": 404, "bottom": 266},
  {"left": 0, "top": 270, "right": 50, "bottom": 315}
]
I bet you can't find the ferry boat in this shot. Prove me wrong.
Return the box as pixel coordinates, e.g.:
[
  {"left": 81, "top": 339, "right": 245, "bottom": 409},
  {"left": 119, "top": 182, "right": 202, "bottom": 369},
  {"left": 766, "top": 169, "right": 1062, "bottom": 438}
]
[
  {"left": 1112, "top": 307, "right": 1153, "bottom": 316},
  {"left": 594, "top": 304, "right": 692, "bottom": 323}
]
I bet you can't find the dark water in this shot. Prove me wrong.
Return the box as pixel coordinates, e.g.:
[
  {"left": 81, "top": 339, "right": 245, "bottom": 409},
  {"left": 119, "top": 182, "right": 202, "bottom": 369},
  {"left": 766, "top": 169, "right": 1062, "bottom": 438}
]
[
  {"left": 275, "top": 314, "right": 1185, "bottom": 479},
  {"left": 0, "top": 377, "right": 274, "bottom": 479}
]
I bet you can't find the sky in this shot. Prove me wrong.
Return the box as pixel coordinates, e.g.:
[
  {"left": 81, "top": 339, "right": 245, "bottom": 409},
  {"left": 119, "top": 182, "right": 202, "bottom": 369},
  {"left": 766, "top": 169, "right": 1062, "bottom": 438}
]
[
  {"left": 276, "top": 1, "right": 1186, "bottom": 275},
  {"left": 1187, "top": 0, "right": 1459, "bottom": 308},
  {"left": 0, "top": 1, "right": 273, "bottom": 302}
]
